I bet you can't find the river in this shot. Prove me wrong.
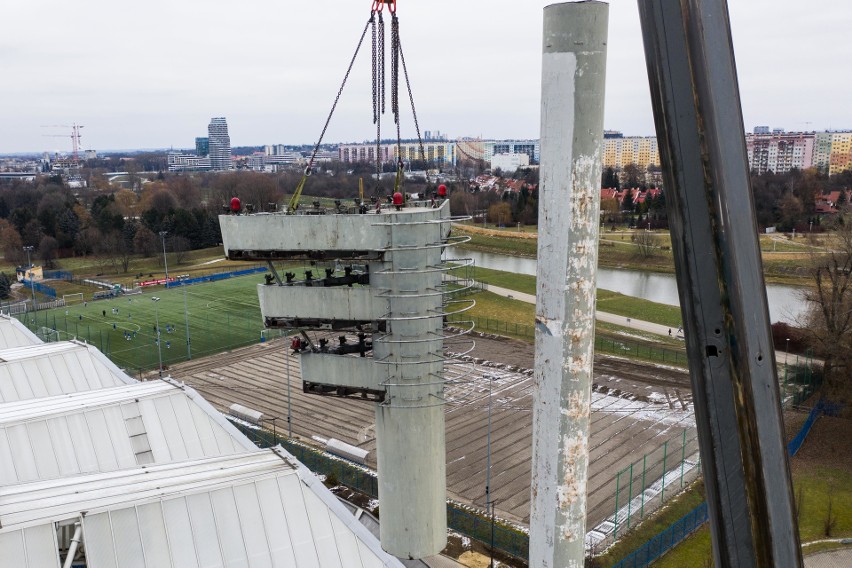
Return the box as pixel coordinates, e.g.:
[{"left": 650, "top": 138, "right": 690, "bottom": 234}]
[{"left": 455, "top": 249, "right": 807, "bottom": 325}]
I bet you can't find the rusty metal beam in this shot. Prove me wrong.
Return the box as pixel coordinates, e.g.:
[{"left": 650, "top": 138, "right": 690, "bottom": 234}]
[
  {"left": 531, "top": 2, "right": 608, "bottom": 566},
  {"left": 637, "top": 0, "right": 802, "bottom": 565}
]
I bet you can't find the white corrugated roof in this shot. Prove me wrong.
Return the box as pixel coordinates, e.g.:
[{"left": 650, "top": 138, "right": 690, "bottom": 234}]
[
  {"left": 0, "top": 325, "right": 404, "bottom": 566},
  {"left": 0, "top": 340, "right": 136, "bottom": 403},
  {"left": 0, "top": 381, "right": 253, "bottom": 485},
  {"left": 0, "top": 449, "right": 400, "bottom": 567},
  {"left": 0, "top": 315, "right": 41, "bottom": 350}
]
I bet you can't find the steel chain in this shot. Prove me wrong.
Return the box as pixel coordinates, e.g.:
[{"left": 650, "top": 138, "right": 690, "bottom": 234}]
[
  {"left": 307, "top": 17, "right": 372, "bottom": 172},
  {"left": 398, "top": 36, "right": 426, "bottom": 164},
  {"left": 379, "top": 13, "right": 385, "bottom": 115},
  {"left": 371, "top": 13, "right": 377, "bottom": 124},
  {"left": 391, "top": 15, "right": 400, "bottom": 124}
]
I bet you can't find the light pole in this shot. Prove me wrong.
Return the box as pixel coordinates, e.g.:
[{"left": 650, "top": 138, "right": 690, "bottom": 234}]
[
  {"left": 183, "top": 284, "right": 191, "bottom": 360},
  {"left": 287, "top": 335, "right": 293, "bottom": 438},
  {"left": 23, "top": 246, "right": 35, "bottom": 311},
  {"left": 485, "top": 373, "right": 494, "bottom": 568},
  {"left": 152, "top": 297, "right": 163, "bottom": 377},
  {"left": 159, "top": 231, "right": 169, "bottom": 282}
]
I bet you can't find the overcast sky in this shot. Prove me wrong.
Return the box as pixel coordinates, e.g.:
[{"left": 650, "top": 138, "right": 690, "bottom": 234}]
[{"left": 1, "top": 0, "right": 848, "bottom": 154}]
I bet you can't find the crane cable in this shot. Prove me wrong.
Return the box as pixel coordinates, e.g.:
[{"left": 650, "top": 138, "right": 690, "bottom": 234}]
[
  {"left": 288, "top": 15, "right": 373, "bottom": 213},
  {"left": 290, "top": 0, "right": 425, "bottom": 213}
]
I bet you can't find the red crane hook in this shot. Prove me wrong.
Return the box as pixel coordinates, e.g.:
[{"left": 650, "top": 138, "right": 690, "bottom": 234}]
[{"left": 371, "top": 0, "right": 396, "bottom": 14}]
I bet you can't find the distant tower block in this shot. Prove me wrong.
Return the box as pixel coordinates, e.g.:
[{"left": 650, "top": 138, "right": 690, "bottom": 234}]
[{"left": 219, "top": 199, "right": 474, "bottom": 559}]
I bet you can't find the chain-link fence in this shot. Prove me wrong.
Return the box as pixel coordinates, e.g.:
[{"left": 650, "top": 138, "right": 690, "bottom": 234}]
[
  {"left": 449, "top": 315, "right": 688, "bottom": 366},
  {"left": 612, "top": 397, "right": 826, "bottom": 568},
  {"left": 611, "top": 502, "right": 709, "bottom": 568},
  {"left": 600, "top": 429, "right": 701, "bottom": 543},
  {"left": 780, "top": 354, "right": 821, "bottom": 408},
  {"left": 233, "top": 421, "right": 531, "bottom": 562}
]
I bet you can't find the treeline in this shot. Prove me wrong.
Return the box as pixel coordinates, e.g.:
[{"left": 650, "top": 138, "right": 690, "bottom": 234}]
[
  {"left": 603, "top": 164, "right": 852, "bottom": 231},
  {"left": 0, "top": 175, "right": 224, "bottom": 272},
  {"left": 0, "top": 168, "right": 443, "bottom": 273}
]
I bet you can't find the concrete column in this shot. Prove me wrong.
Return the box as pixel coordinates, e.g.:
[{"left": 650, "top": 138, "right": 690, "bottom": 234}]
[
  {"left": 530, "top": 3, "right": 608, "bottom": 567},
  {"left": 374, "top": 212, "right": 447, "bottom": 559}
]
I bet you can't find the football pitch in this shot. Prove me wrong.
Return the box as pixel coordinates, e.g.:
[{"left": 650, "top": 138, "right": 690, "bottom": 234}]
[{"left": 13, "top": 274, "right": 286, "bottom": 377}]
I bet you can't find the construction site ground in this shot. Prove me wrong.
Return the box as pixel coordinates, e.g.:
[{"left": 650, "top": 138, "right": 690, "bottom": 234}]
[{"left": 166, "top": 331, "right": 696, "bottom": 537}]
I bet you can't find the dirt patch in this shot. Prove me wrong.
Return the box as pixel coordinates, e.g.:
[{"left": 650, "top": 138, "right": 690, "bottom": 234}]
[{"left": 790, "top": 415, "right": 852, "bottom": 473}]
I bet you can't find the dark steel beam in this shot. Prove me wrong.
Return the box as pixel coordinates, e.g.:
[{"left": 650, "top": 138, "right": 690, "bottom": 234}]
[{"left": 637, "top": 1, "right": 802, "bottom": 566}]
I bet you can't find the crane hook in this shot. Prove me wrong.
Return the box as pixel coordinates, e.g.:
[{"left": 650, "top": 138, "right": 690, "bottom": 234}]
[{"left": 371, "top": 0, "right": 396, "bottom": 14}]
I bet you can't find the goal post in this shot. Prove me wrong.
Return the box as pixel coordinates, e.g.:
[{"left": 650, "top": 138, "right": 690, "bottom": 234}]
[
  {"left": 62, "top": 293, "right": 85, "bottom": 305},
  {"left": 36, "top": 327, "right": 62, "bottom": 343}
]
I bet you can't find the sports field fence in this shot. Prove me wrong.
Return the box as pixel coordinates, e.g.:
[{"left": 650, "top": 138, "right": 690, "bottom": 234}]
[{"left": 234, "top": 421, "right": 531, "bottom": 563}]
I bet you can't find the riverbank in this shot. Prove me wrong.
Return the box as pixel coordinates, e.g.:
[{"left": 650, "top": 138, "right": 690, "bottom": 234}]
[
  {"left": 455, "top": 250, "right": 807, "bottom": 325},
  {"left": 454, "top": 223, "right": 820, "bottom": 288}
]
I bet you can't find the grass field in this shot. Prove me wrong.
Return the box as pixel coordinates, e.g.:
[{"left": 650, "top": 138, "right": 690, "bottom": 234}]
[{"left": 12, "top": 273, "right": 281, "bottom": 377}]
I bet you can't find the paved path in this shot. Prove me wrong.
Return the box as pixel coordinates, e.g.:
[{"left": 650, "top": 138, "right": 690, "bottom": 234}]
[
  {"left": 804, "top": 546, "right": 852, "bottom": 568},
  {"left": 486, "top": 282, "right": 681, "bottom": 337},
  {"left": 484, "top": 283, "right": 809, "bottom": 367}
]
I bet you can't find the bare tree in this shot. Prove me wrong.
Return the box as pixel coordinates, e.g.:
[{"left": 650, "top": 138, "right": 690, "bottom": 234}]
[
  {"left": 803, "top": 210, "right": 852, "bottom": 391},
  {"left": 632, "top": 230, "right": 659, "bottom": 258}
]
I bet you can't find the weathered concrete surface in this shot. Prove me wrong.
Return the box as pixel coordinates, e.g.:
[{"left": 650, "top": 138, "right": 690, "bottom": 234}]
[{"left": 532, "top": 2, "right": 608, "bottom": 567}]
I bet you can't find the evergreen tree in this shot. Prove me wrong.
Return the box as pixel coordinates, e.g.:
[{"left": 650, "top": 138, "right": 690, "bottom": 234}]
[{"left": 0, "top": 272, "right": 11, "bottom": 300}]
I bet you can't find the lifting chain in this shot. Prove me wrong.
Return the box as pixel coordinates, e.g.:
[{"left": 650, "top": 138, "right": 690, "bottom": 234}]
[{"left": 292, "top": 0, "right": 423, "bottom": 212}]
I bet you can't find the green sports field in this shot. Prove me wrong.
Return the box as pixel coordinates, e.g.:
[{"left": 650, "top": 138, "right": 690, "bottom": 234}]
[{"left": 12, "top": 274, "right": 288, "bottom": 377}]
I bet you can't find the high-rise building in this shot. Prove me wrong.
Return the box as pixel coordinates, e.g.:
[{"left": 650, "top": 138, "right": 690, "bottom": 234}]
[
  {"left": 745, "top": 132, "right": 814, "bottom": 175},
  {"left": 207, "top": 117, "right": 231, "bottom": 171},
  {"left": 602, "top": 136, "right": 660, "bottom": 169},
  {"left": 195, "top": 137, "right": 209, "bottom": 156}
]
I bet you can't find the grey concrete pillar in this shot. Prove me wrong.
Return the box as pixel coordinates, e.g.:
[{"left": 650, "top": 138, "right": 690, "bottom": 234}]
[
  {"left": 374, "top": 213, "right": 447, "bottom": 559},
  {"left": 530, "top": 2, "right": 608, "bottom": 567}
]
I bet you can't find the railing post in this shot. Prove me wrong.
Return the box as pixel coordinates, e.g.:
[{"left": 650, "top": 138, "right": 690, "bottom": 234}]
[
  {"left": 661, "top": 440, "right": 668, "bottom": 503},
  {"left": 641, "top": 453, "right": 647, "bottom": 518},
  {"left": 627, "top": 462, "right": 634, "bottom": 528},
  {"left": 614, "top": 469, "right": 620, "bottom": 539},
  {"left": 681, "top": 428, "right": 686, "bottom": 488}
]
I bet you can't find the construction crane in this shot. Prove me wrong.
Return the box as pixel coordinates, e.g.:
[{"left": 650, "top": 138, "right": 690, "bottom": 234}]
[{"left": 41, "top": 124, "right": 85, "bottom": 165}]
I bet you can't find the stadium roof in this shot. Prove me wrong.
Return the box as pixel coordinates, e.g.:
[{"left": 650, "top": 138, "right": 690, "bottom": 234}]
[
  {"left": 0, "top": 380, "right": 254, "bottom": 485},
  {"left": 0, "top": 319, "right": 404, "bottom": 567},
  {"left": 0, "top": 340, "right": 135, "bottom": 403},
  {"left": 0, "top": 314, "right": 41, "bottom": 350},
  {"left": 0, "top": 449, "right": 399, "bottom": 567}
]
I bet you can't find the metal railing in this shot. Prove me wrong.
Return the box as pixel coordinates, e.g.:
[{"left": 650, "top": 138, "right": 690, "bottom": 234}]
[
  {"left": 235, "top": 422, "right": 531, "bottom": 562},
  {"left": 611, "top": 503, "right": 709, "bottom": 568},
  {"left": 610, "top": 396, "right": 825, "bottom": 568},
  {"left": 448, "top": 315, "right": 688, "bottom": 366},
  {"left": 603, "top": 429, "right": 701, "bottom": 543}
]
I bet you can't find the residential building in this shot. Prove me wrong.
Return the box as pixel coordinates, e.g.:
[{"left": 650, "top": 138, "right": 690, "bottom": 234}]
[
  {"left": 810, "top": 131, "right": 852, "bottom": 175},
  {"left": 208, "top": 117, "right": 232, "bottom": 171},
  {"left": 491, "top": 152, "right": 530, "bottom": 173},
  {"left": 338, "top": 140, "right": 456, "bottom": 166},
  {"left": 745, "top": 132, "right": 814, "bottom": 174},
  {"left": 603, "top": 136, "right": 660, "bottom": 169}
]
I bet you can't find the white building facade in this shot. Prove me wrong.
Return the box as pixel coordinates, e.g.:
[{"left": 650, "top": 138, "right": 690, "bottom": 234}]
[{"left": 208, "top": 117, "right": 232, "bottom": 171}]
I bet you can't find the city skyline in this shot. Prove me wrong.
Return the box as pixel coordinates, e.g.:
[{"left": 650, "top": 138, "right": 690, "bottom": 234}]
[{"left": 1, "top": 0, "right": 850, "bottom": 153}]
